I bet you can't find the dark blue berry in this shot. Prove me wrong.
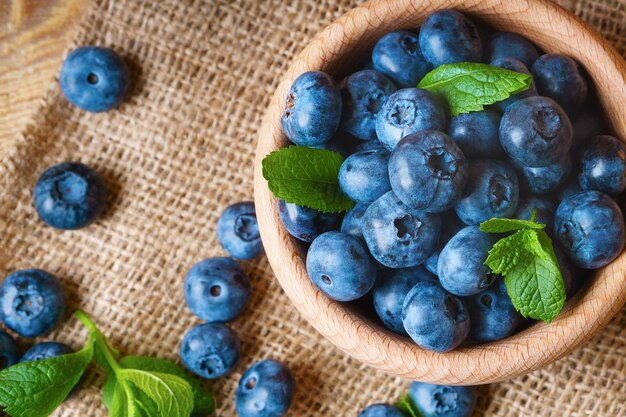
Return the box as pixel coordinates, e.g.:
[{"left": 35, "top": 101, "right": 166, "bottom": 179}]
[
  {"left": 515, "top": 196, "right": 556, "bottom": 235},
  {"left": 419, "top": 10, "right": 482, "bottom": 67},
  {"left": 486, "top": 32, "right": 539, "bottom": 68},
  {"left": 235, "top": 359, "right": 295, "bottom": 417},
  {"left": 448, "top": 108, "right": 503, "bottom": 158},
  {"left": 184, "top": 257, "right": 251, "bottom": 323},
  {"left": 217, "top": 202, "right": 263, "bottom": 260},
  {"left": 500, "top": 96, "right": 572, "bottom": 167},
  {"left": 60, "top": 46, "right": 129, "bottom": 112},
  {"left": 389, "top": 131, "right": 468, "bottom": 212},
  {"left": 340, "top": 203, "right": 369, "bottom": 239},
  {"left": 532, "top": 54, "right": 588, "bottom": 114},
  {"left": 437, "top": 226, "right": 498, "bottom": 296},
  {"left": 363, "top": 192, "right": 441, "bottom": 268},
  {"left": 278, "top": 200, "right": 340, "bottom": 242},
  {"left": 281, "top": 71, "right": 342, "bottom": 146},
  {"left": 372, "top": 31, "right": 431, "bottom": 88},
  {"left": 554, "top": 191, "right": 625, "bottom": 269},
  {"left": 555, "top": 175, "right": 583, "bottom": 202},
  {"left": 579, "top": 135, "right": 626, "bottom": 195},
  {"left": 34, "top": 162, "right": 107, "bottom": 230},
  {"left": 20, "top": 342, "right": 73, "bottom": 363},
  {"left": 373, "top": 266, "right": 436, "bottom": 334},
  {"left": 0, "top": 331, "right": 19, "bottom": 369},
  {"left": 490, "top": 57, "right": 538, "bottom": 112},
  {"left": 424, "top": 212, "right": 465, "bottom": 275},
  {"left": 409, "top": 382, "right": 477, "bottom": 417},
  {"left": 180, "top": 322, "right": 241, "bottom": 379},
  {"left": 402, "top": 281, "right": 470, "bottom": 352},
  {"left": 375, "top": 88, "right": 446, "bottom": 151},
  {"left": 339, "top": 149, "right": 392, "bottom": 204},
  {"left": 306, "top": 231, "right": 376, "bottom": 301},
  {"left": 467, "top": 279, "right": 522, "bottom": 342},
  {"left": 0, "top": 269, "right": 66, "bottom": 338},
  {"left": 358, "top": 404, "right": 406, "bottom": 417},
  {"left": 517, "top": 153, "right": 572, "bottom": 194},
  {"left": 341, "top": 70, "right": 397, "bottom": 141},
  {"left": 454, "top": 159, "right": 519, "bottom": 225}
]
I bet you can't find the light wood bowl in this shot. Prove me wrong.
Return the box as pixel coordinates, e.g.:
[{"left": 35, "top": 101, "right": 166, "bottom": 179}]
[{"left": 253, "top": 0, "right": 626, "bottom": 385}]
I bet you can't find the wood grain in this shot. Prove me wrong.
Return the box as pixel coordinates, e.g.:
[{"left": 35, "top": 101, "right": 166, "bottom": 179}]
[
  {"left": 254, "top": 0, "right": 626, "bottom": 384},
  {"left": 0, "top": 0, "right": 89, "bottom": 155}
]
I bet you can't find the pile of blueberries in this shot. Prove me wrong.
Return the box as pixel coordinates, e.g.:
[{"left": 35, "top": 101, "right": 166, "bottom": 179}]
[
  {"left": 279, "top": 8, "right": 626, "bottom": 362},
  {"left": 0, "top": 46, "right": 295, "bottom": 417}
]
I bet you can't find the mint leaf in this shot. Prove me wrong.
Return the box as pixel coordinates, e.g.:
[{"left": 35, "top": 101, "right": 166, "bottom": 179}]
[
  {"left": 480, "top": 217, "right": 545, "bottom": 233},
  {"left": 0, "top": 334, "right": 94, "bottom": 417},
  {"left": 485, "top": 230, "right": 534, "bottom": 275},
  {"left": 119, "top": 370, "right": 194, "bottom": 417},
  {"left": 119, "top": 356, "right": 214, "bottom": 415},
  {"left": 418, "top": 62, "right": 533, "bottom": 116},
  {"left": 396, "top": 395, "right": 420, "bottom": 417},
  {"left": 262, "top": 146, "right": 354, "bottom": 213}
]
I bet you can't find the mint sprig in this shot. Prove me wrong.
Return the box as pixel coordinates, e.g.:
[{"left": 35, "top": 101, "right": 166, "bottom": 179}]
[
  {"left": 0, "top": 311, "right": 214, "bottom": 417},
  {"left": 418, "top": 62, "right": 533, "bottom": 116},
  {"left": 396, "top": 395, "right": 421, "bottom": 417},
  {"left": 480, "top": 210, "right": 566, "bottom": 323},
  {"left": 262, "top": 146, "right": 354, "bottom": 213}
]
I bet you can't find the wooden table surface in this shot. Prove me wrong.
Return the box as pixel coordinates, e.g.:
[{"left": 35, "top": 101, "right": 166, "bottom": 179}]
[{"left": 0, "top": 0, "right": 89, "bottom": 154}]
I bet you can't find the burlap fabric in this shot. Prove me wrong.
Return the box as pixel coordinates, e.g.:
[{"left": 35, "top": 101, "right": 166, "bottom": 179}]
[{"left": 0, "top": 0, "right": 624, "bottom": 416}]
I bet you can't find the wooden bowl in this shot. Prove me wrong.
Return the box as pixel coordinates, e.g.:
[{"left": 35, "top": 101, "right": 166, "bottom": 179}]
[{"left": 253, "top": 0, "right": 626, "bottom": 385}]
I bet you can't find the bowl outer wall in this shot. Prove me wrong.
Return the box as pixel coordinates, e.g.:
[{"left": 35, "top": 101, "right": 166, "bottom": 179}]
[{"left": 253, "top": 0, "right": 626, "bottom": 385}]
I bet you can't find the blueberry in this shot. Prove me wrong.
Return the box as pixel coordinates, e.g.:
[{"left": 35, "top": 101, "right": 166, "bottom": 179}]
[
  {"left": 278, "top": 200, "right": 340, "bottom": 242},
  {"left": 517, "top": 153, "right": 572, "bottom": 194},
  {"left": 486, "top": 32, "right": 539, "bottom": 68},
  {"left": 554, "top": 191, "right": 625, "bottom": 269},
  {"left": 408, "top": 382, "right": 477, "bottom": 417},
  {"left": 419, "top": 10, "right": 482, "bottom": 67},
  {"left": 437, "top": 226, "right": 498, "bottom": 296},
  {"left": 448, "top": 108, "right": 503, "bottom": 158},
  {"left": 363, "top": 192, "right": 441, "bottom": 268},
  {"left": 180, "top": 322, "right": 241, "bottom": 379},
  {"left": 389, "top": 131, "right": 468, "bottom": 212},
  {"left": 0, "top": 331, "right": 19, "bottom": 369},
  {"left": 555, "top": 246, "right": 576, "bottom": 298},
  {"left": 20, "top": 342, "right": 73, "bottom": 363},
  {"left": 356, "top": 139, "right": 386, "bottom": 152},
  {"left": 514, "top": 196, "right": 555, "bottom": 234},
  {"left": 373, "top": 266, "right": 437, "bottom": 335},
  {"left": 184, "top": 257, "right": 251, "bottom": 323},
  {"left": 339, "top": 149, "right": 392, "bottom": 204},
  {"left": 424, "top": 212, "right": 465, "bottom": 275},
  {"left": 375, "top": 88, "right": 446, "bottom": 151},
  {"left": 0, "top": 269, "right": 66, "bottom": 338},
  {"left": 467, "top": 279, "right": 522, "bottom": 342},
  {"left": 571, "top": 111, "right": 603, "bottom": 149},
  {"left": 454, "top": 159, "right": 519, "bottom": 225},
  {"left": 340, "top": 70, "right": 397, "bottom": 141},
  {"left": 281, "top": 71, "right": 342, "bottom": 146},
  {"left": 34, "top": 162, "right": 107, "bottom": 230},
  {"left": 402, "top": 281, "right": 470, "bottom": 352},
  {"left": 532, "top": 54, "right": 588, "bottom": 114},
  {"left": 235, "top": 359, "right": 295, "bottom": 417},
  {"left": 490, "top": 57, "right": 538, "bottom": 112},
  {"left": 579, "top": 135, "right": 626, "bottom": 195},
  {"left": 372, "top": 31, "right": 431, "bottom": 88},
  {"left": 306, "top": 231, "right": 376, "bottom": 301},
  {"left": 555, "top": 175, "right": 583, "bottom": 202},
  {"left": 217, "top": 202, "right": 263, "bottom": 260},
  {"left": 341, "top": 203, "right": 369, "bottom": 239},
  {"left": 500, "top": 96, "right": 572, "bottom": 167},
  {"left": 60, "top": 46, "right": 129, "bottom": 112},
  {"left": 310, "top": 132, "right": 356, "bottom": 157},
  {"left": 358, "top": 404, "right": 406, "bottom": 417}
]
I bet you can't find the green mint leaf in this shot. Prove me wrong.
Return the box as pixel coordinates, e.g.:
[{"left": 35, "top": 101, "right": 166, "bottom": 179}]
[
  {"left": 480, "top": 217, "right": 545, "bottom": 234},
  {"left": 396, "top": 395, "right": 420, "bottom": 417},
  {"left": 0, "top": 333, "right": 95, "bottom": 417},
  {"left": 110, "top": 382, "right": 151, "bottom": 417},
  {"left": 417, "top": 62, "right": 533, "bottom": 116},
  {"left": 102, "top": 373, "right": 117, "bottom": 410},
  {"left": 119, "top": 355, "right": 214, "bottom": 415},
  {"left": 485, "top": 230, "right": 535, "bottom": 275},
  {"left": 262, "top": 146, "right": 354, "bottom": 213},
  {"left": 118, "top": 369, "right": 194, "bottom": 417}
]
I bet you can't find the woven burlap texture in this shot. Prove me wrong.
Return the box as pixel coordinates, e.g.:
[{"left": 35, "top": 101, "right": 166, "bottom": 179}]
[{"left": 0, "top": 0, "right": 624, "bottom": 416}]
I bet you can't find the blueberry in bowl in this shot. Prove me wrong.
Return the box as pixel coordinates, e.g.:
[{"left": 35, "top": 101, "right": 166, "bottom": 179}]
[{"left": 255, "top": 0, "right": 626, "bottom": 384}]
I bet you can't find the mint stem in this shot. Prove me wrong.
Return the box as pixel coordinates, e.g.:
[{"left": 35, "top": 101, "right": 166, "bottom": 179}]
[{"left": 74, "top": 310, "right": 122, "bottom": 373}]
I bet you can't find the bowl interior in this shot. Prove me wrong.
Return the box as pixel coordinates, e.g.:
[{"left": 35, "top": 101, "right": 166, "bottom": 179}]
[{"left": 254, "top": 0, "right": 626, "bottom": 385}]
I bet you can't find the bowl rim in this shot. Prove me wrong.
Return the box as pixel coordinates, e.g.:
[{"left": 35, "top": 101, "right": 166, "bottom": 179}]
[{"left": 253, "top": 0, "right": 626, "bottom": 384}]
